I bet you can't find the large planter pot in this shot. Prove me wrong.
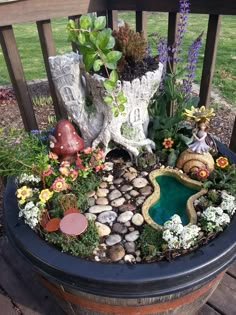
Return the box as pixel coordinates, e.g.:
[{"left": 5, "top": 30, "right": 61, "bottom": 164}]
[{"left": 3, "top": 144, "right": 236, "bottom": 315}]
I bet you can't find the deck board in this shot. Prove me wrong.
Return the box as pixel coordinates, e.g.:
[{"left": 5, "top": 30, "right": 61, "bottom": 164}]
[
  {"left": 0, "top": 287, "right": 21, "bottom": 315},
  {"left": 0, "top": 236, "right": 235, "bottom": 315},
  {"left": 207, "top": 273, "right": 236, "bottom": 315},
  {"left": 198, "top": 304, "right": 222, "bottom": 315}
]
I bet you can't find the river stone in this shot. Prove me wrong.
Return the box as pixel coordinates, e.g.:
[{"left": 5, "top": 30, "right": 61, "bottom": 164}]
[
  {"left": 123, "top": 172, "right": 137, "bottom": 182},
  {"left": 99, "top": 182, "right": 108, "bottom": 189},
  {"left": 96, "top": 188, "right": 109, "bottom": 197},
  {"left": 132, "top": 213, "right": 144, "bottom": 226},
  {"left": 108, "top": 189, "right": 122, "bottom": 201},
  {"left": 125, "top": 230, "right": 140, "bottom": 242},
  {"left": 130, "top": 190, "right": 139, "bottom": 197},
  {"left": 124, "top": 194, "right": 131, "bottom": 200},
  {"left": 119, "top": 203, "right": 136, "bottom": 212},
  {"left": 106, "top": 234, "right": 122, "bottom": 246},
  {"left": 114, "top": 178, "right": 124, "bottom": 185},
  {"left": 88, "top": 197, "right": 96, "bottom": 207},
  {"left": 124, "top": 254, "right": 136, "bottom": 263},
  {"left": 112, "top": 223, "right": 128, "bottom": 234},
  {"left": 102, "top": 174, "right": 113, "bottom": 183},
  {"left": 136, "top": 257, "right": 142, "bottom": 262},
  {"left": 124, "top": 221, "right": 131, "bottom": 227},
  {"left": 95, "top": 222, "right": 111, "bottom": 237},
  {"left": 132, "top": 177, "right": 149, "bottom": 188},
  {"left": 136, "top": 196, "right": 146, "bottom": 206},
  {"left": 96, "top": 197, "right": 109, "bottom": 205},
  {"left": 141, "top": 171, "right": 149, "bottom": 177},
  {"left": 85, "top": 213, "right": 97, "bottom": 221},
  {"left": 111, "top": 197, "right": 126, "bottom": 207},
  {"left": 89, "top": 205, "right": 112, "bottom": 214},
  {"left": 140, "top": 186, "right": 152, "bottom": 196},
  {"left": 129, "top": 167, "right": 138, "bottom": 173},
  {"left": 121, "top": 184, "right": 133, "bottom": 192},
  {"left": 104, "top": 162, "right": 114, "bottom": 171},
  {"left": 98, "top": 211, "right": 117, "bottom": 224},
  {"left": 109, "top": 245, "right": 125, "bottom": 262},
  {"left": 87, "top": 190, "right": 95, "bottom": 198},
  {"left": 125, "top": 241, "right": 136, "bottom": 253},
  {"left": 117, "top": 211, "right": 133, "bottom": 223},
  {"left": 129, "top": 227, "right": 135, "bottom": 232}
]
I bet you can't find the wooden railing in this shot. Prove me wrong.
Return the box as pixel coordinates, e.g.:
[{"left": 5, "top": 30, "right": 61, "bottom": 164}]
[{"left": 0, "top": 0, "right": 236, "bottom": 150}]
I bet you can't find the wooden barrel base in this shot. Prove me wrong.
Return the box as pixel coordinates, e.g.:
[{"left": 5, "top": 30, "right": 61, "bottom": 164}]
[{"left": 39, "top": 272, "right": 224, "bottom": 315}]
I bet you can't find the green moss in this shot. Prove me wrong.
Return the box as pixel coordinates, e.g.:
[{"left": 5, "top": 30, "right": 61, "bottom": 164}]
[
  {"left": 70, "top": 172, "right": 101, "bottom": 212},
  {"left": 138, "top": 224, "right": 163, "bottom": 259},
  {"left": 121, "top": 122, "right": 138, "bottom": 140},
  {"left": 44, "top": 220, "right": 99, "bottom": 257}
]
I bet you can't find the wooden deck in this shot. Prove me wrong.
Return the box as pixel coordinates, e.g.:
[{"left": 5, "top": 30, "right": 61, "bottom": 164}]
[{"left": 0, "top": 236, "right": 235, "bottom": 315}]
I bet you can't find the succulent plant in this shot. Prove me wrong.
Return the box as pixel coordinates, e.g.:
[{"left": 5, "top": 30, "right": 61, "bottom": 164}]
[
  {"left": 207, "top": 189, "right": 221, "bottom": 204},
  {"left": 112, "top": 23, "right": 147, "bottom": 71}
]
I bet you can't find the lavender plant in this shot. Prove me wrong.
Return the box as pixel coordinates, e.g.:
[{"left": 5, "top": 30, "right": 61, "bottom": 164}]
[{"left": 148, "top": 0, "right": 204, "bottom": 157}]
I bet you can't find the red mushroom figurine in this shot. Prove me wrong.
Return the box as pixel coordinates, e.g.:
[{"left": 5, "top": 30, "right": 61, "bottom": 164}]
[{"left": 49, "top": 120, "right": 84, "bottom": 162}]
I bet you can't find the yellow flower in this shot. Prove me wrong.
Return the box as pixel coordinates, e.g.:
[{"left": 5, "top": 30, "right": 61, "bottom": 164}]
[
  {"left": 17, "top": 186, "right": 32, "bottom": 201},
  {"left": 39, "top": 189, "right": 53, "bottom": 202},
  {"left": 216, "top": 157, "right": 229, "bottom": 168},
  {"left": 183, "top": 106, "right": 215, "bottom": 122}
]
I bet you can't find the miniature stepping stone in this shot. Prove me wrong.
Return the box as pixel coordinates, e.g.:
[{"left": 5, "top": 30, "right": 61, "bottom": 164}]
[{"left": 60, "top": 213, "right": 88, "bottom": 236}]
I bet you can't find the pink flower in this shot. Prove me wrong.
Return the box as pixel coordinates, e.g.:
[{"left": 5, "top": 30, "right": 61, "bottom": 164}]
[
  {"left": 196, "top": 168, "right": 209, "bottom": 180},
  {"left": 48, "top": 152, "right": 58, "bottom": 160},
  {"left": 94, "top": 148, "right": 105, "bottom": 160},
  {"left": 75, "top": 156, "right": 84, "bottom": 170},
  {"left": 59, "top": 166, "right": 70, "bottom": 176},
  {"left": 60, "top": 161, "right": 70, "bottom": 168},
  {"left": 83, "top": 147, "right": 93, "bottom": 154},
  {"left": 42, "top": 165, "right": 53, "bottom": 177},
  {"left": 70, "top": 169, "right": 78, "bottom": 181},
  {"left": 95, "top": 164, "right": 104, "bottom": 172},
  {"left": 52, "top": 177, "right": 68, "bottom": 192}
]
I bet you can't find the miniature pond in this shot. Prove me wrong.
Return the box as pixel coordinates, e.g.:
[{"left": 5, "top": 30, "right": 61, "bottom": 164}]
[{"left": 148, "top": 175, "right": 199, "bottom": 226}]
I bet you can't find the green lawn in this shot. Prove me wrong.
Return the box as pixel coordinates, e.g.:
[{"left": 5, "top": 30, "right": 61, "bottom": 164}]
[{"left": 0, "top": 13, "right": 236, "bottom": 104}]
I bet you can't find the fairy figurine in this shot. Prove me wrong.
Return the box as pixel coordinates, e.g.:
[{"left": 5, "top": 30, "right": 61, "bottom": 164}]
[{"left": 183, "top": 106, "right": 215, "bottom": 154}]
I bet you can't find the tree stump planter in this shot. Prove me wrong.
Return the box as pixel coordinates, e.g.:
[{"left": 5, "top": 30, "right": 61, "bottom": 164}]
[{"left": 3, "top": 144, "right": 236, "bottom": 315}]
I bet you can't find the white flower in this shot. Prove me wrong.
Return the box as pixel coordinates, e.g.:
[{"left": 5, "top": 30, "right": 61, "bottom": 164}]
[
  {"left": 171, "top": 214, "right": 182, "bottom": 224},
  {"left": 18, "top": 201, "right": 40, "bottom": 229},
  {"left": 17, "top": 173, "right": 41, "bottom": 185},
  {"left": 201, "top": 205, "right": 231, "bottom": 233},
  {"left": 163, "top": 220, "right": 174, "bottom": 230},
  {"left": 221, "top": 191, "right": 235, "bottom": 202},
  {"left": 174, "top": 223, "right": 184, "bottom": 235},
  {"left": 162, "top": 229, "right": 173, "bottom": 242},
  {"left": 162, "top": 215, "right": 200, "bottom": 250}
]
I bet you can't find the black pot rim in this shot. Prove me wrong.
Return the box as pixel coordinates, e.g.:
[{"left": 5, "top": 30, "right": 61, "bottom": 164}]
[{"left": 4, "top": 176, "right": 236, "bottom": 298}]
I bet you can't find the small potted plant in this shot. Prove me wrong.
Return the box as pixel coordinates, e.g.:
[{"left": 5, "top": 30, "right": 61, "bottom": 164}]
[{"left": 49, "top": 15, "right": 163, "bottom": 158}]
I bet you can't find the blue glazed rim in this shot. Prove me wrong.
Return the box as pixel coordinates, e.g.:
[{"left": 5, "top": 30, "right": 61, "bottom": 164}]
[{"left": 3, "top": 142, "right": 236, "bottom": 298}]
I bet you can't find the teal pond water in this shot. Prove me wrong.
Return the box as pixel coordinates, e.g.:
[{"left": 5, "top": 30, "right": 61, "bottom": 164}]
[{"left": 149, "top": 175, "right": 199, "bottom": 226}]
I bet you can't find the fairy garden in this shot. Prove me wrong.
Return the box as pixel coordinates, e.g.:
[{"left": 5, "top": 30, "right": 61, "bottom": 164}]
[{"left": 1, "top": 0, "right": 236, "bottom": 264}]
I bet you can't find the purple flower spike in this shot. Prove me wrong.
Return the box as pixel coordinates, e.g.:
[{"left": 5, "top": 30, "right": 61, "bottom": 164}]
[
  {"left": 174, "top": 0, "right": 190, "bottom": 61},
  {"left": 182, "top": 32, "right": 204, "bottom": 99},
  {"left": 157, "top": 37, "right": 168, "bottom": 89}
]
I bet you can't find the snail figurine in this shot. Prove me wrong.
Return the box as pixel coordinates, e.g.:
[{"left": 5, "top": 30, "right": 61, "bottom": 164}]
[{"left": 177, "top": 106, "right": 215, "bottom": 175}]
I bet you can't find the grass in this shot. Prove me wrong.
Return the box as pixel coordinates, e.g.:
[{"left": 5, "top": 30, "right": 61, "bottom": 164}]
[{"left": 0, "top": 13, "right": 236, "bottom": 104}]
